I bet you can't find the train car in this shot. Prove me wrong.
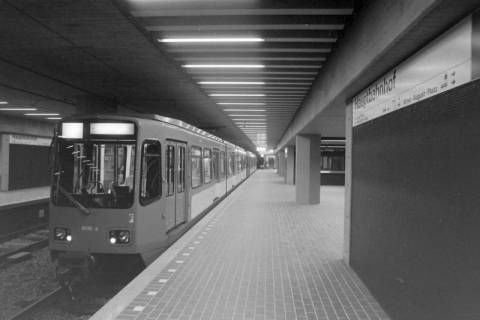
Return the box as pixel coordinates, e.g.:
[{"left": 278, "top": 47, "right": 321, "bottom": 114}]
[{"left": 49, "top": 114, "right": 256, "bottom": 282}]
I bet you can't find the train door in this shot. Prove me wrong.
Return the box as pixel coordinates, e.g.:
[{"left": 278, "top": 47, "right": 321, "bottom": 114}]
[
  {"left": 165, "top": 141, "right": 187, "bottom": 230},
  {"left": 175, "top": 143, "right": 186, "bottom": 226},
  {"left": 165, "top": 143, "right": 176, "bottom": 230},
  {"left": 213, "top": 149, "right": 219, "bottom": 182}
]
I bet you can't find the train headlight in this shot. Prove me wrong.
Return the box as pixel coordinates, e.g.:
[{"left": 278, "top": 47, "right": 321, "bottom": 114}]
[
  {"left": 54, "top": 227, "right": 71, "bottom": 242},
  {"left": 109, "top": 230, "right": 130, "bottom": 244}
]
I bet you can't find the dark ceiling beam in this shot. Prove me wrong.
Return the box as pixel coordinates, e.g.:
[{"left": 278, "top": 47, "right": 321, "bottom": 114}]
[
  {"left": 192, "top": 76, "right": 316, "bottom": 81},
  {"left": 183, "top": 70, "right": 319, "bottom": 75},
  {"left": 152, "top": 30, "right": 342, "bottom": 38},
  {"left": 163, "top": 42, "right": 334, "bottom": 49},
  {"left": 146, "top": 24, "right": 345, "bottom": 32},
  {"left": 140, "top": 15, "right": 347, "bottom": 26},
  {"left": 179, "top": 57, "right": 326, "bottom": 62},
  {"left": 169, "top": 48, "right": 330, "bottom": 53}
]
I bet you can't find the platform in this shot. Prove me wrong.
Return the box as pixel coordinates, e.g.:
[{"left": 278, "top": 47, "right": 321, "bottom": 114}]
[
  {"left": 92, "top": 170, "right": 389, "bottom": 320},
  {"left": 0, "top": 186, "right": 50, "bottom": 210}
]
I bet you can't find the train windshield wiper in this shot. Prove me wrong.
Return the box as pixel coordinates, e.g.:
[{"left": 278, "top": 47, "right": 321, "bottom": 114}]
[{"left": 56, "top": 183, "right": 91, "bottom": 216}]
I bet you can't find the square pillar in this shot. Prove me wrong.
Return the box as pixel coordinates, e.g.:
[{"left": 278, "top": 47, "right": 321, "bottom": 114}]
[
  {"left": 295, "top": 134, "right": 321, "bottom": 204},
  {"left": 344, "top": 103, "right": 353, "bottom": 264},
  {"left": 0, "top": 134, "right": 10, "bottom": 191},
  {"left": 277, "top": 150, "right": 286, "bottom": 177},
  {"left": 285, "top": 146, "right": 295, "bottom": 185}
]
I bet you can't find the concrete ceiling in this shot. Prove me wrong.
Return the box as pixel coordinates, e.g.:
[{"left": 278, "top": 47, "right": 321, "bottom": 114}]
[
  {"left": 118, "top": 0, "right": 355, "bottom": 150},
  {"left": 0, "top": 0, "right": 357, "bottom": 151}
]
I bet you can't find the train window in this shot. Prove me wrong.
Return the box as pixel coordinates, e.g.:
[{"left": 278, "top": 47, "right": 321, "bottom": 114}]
[
  {"left": 229, "top": 152, "right": 235, "bottom": 176},
  {"left": 236, "top": 155, "right": 242, "bottom": 172},
  {"left": 52, "top": 141, "right": 136, "bottom": 209},
  {"left": 191, "top": 146, "right": 202, "bottom": 188},
  {"left": 212, "top": 150, "right": 219, "bottom": 181},
  {"left": 321, "top": 148, "right": 345, "bottom": 171},
  {"left": 140, "top": 140, "right": 162, "bottom": 205},
  {"left": 203, "top": 148, "right": 212, "bottom": 184},
  {"left": 219, "top": 151, "right": 225, "bottom": 178},
  {"left": 166, "top": 145, "right": 175, "bottom": 196},
  {"left": 177, "top": 146, "right": 185, "bottom": 193}
]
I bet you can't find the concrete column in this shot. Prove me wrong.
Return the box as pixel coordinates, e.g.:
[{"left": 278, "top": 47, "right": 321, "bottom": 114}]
[
  {"left": 277, "top": 150, "right": 286, "bottom": 177},
  {"left": 0, "top": 134, "right": 10, "bottom": 191},
  {"left": 344, "top": 103, "right": 353, "bottom": 264},
  {"left": 285, "top": 146, "right": 295, "bottom": 185},
  {"left": 295, "top": 134, "right": 321, "bottom": 204}
]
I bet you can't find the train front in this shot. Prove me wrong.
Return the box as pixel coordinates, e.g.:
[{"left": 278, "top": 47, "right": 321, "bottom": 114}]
[{"left": 49, "top": 119, "right": 140, "bottom": 281}]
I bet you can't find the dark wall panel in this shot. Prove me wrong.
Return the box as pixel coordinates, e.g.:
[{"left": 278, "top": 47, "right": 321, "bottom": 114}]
[
  {"left": 9, "top": 144, "right": 50, "bottom": 190},
  {"left": 351, "top": 78, "right": 480, "bottom": 320},
  {"left": 321, "top": 173, "right": 345, "bottom": 186}
]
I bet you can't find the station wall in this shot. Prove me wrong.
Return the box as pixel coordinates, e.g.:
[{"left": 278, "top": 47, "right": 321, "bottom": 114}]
[
  {"left": 347, "top": 10, "right": 480, "bottom": 319},
  {"left": 351, "top": 77, "right": 480, "bottom": 320},
  {"left": 0, "top": 116, "right": 54, "bottom": 191}
]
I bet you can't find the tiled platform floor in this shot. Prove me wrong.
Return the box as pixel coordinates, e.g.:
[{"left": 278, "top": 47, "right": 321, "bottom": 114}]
[
  {"left": 0, "top": 186, "right": 49, "bottom": 209},
  {"left": 93, "top": 170, "right": 390, "bottom": 320}
]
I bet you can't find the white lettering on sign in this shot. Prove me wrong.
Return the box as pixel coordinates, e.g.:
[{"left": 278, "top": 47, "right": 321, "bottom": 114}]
[
  {"left": 353, "top": 16, "right": 473, "bottom": 126},
  {"left": 9, "top": 134, "right": 51, "bottom": 146}
]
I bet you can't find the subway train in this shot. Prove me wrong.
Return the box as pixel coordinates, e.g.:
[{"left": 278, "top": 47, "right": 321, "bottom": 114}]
[{"left": 49, "top": 114, "right": 257, "bottom": 281}]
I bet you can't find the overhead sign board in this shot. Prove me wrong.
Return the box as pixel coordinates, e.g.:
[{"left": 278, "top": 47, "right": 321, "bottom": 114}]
[
  {"left": 9, "top": 134, "right": 52, "bottom": 146},
  {"left": 353, "top": 16, "right": 473, "bottom": 126}
]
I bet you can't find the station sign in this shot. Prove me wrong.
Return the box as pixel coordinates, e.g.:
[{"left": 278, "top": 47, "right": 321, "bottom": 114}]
[
  {"left": 9, "top": 134, "right": 51, "bottom": 146},
  {"left": 352, "top": 16, "right": 473, "bottom": 126}
]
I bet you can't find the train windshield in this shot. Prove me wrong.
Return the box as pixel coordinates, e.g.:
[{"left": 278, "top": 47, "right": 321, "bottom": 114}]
[{"left": 52, "top": 140, "right": 136, "bottom": 209}]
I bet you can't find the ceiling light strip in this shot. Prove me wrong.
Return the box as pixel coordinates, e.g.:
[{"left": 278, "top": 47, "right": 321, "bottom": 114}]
[
  {"left": 196, "top": 77, "right": 316, "bottom": 81},
  {"left": 185, "top": 71, "right": 319, "bottom": 75},
  {"left": 217, "top": 102, "right": 265, "bottom": 105},
  {"left": 0, "top": 108, "right": 37, "bottom": 111},
  {"left": 183, "top": 64, "right": 264, "bottom": 68},
  {"left": 224, "top": 109, "right": 265, "bottom": 112},
  {"left": 210, "top": 94, "right": 265, "bottom": 97},
  {"left": 199, "top": 81, "right": 265, "bottom": 85},
  {"left": 161, "top": 38, "right": 264, "bottom": 43},
  {"left": 133, "top": 9, "right": 353, "bottom": 17}
]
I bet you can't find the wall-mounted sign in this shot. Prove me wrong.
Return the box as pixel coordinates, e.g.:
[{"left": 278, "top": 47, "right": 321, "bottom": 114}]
[
  {"left": 9, "top": 134, "right": 51, "bottom": 146},
  {"left": 353, "top": 16, "right": 473, "bottom": 126}
]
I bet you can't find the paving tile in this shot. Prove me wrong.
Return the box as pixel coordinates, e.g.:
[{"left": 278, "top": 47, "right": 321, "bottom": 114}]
[{"left": 113, "top": 170, "right": 390, "bottom": 320}]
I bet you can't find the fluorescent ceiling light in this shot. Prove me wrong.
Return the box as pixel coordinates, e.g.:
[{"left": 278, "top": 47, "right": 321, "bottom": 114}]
[
  {"left": 183, "top": 64, "right": 265, "bottom": 68},
  {"left": 0, "top": 107, "right": 37, "bottom": 111},
  {"left": 199, "top": 81, "right": 265, "bottom": 85},
  {"left": 229, "top": 114, "right": 265, "bottom": 117},
  {"left": 0, "top": 101, "right": 8, "bottom": 104},
  {"left": 231, "top": 118, "right": 266, "bottom": 121},
  {"left": 217, "top": 102, "right": 265, "bottom": 105},
  {"left": 25, "top": 113, "right": 60, "bottom": 116},
  {"left": 47, "top": 117, "right": 62, "bottom": 120},
  {"left": 240, "top": 126, "right": 267, "bottom": 128},
  {"left": 210, "top": 94, "right": 265, "bottom": 97},
  {"left": 224, "top": 109, "right": 265, "bottom": 112},
  {"left": 161, "top": 38, "right": 264, "bottom": 43},
  {"left": 235, "top": 122, "right": 266, "bottom": 125}
]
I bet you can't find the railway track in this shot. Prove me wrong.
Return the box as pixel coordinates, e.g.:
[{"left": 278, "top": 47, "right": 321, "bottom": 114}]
[
  {"left": 6, "top": 287, "right": 65, "bottom": 320},
  {"left": 0, "top": 229, "right": 49, "bottom": 267},
  {"left": 0, "top": 223, "right": 48, "bottom": 243}
]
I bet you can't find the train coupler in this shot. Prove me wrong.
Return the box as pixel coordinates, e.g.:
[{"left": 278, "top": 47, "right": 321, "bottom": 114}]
[{"left": 55, "top": 252, "right": 97, "bottom": 296}]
